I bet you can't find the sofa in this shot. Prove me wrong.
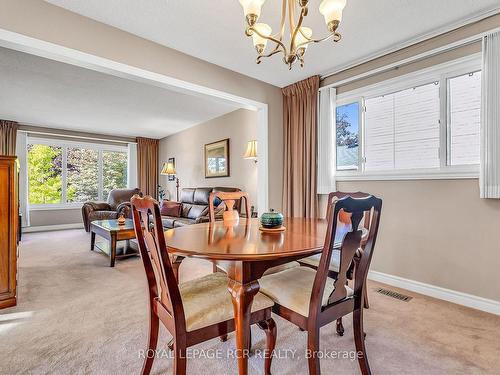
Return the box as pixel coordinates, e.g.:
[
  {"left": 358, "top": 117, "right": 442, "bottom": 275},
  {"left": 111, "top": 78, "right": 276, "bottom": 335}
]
[
  {"left": 81, "top": 188, "right": 142, "bottom": 232},
  {"left": 161, "top": 187, "right": 242, "bottom": 229}
]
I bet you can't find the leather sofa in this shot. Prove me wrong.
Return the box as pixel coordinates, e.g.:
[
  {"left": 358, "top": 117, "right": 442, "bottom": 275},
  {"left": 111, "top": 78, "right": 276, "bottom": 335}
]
[
  {"left": 82, "top": 188, "right": 142, "bottom": 232},
  {"left": 161, "top": 187, "right": 242, "bottom": 229}
]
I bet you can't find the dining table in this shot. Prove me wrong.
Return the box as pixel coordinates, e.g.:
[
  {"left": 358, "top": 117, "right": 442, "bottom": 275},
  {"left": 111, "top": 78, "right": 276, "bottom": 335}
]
[{"left": 164, "top": 217, "right": 350, "bottom": 375}]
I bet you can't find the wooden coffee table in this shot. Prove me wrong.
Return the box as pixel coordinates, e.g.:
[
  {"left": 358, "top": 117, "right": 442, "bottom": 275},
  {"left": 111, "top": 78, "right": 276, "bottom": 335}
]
[{"left": 90, "top": 219, "right": 138, "bottom": 267}]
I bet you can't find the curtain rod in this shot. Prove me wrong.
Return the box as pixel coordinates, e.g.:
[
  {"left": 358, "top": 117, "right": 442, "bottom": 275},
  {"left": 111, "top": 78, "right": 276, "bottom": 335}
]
[
  {"left": 319, "top": 25, "right": 500, "bottom": 91},
  {"left": 18, "top": 129, "right": 137, "bottom": 145}
]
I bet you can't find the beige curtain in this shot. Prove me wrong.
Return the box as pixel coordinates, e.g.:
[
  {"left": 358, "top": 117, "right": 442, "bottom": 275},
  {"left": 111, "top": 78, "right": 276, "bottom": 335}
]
[
  {"left": 282, "top": 76, "right": 319, "bottom": 218},
  {"left": 137, "top": 137, "right": 159, "bottom": 198},
  {"left": 0, "top": 120, "right": 18, "bottom": 156}
]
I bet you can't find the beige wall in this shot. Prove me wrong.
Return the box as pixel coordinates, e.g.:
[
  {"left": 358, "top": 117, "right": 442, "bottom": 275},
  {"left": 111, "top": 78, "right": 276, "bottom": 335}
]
[
  {"left": 320, "top": 181, "right": 500, "bottom": 301},
  {"left": 318, "top": 14, "right": 500, "bottom": 302},
  {"left": 159, "top": 109, "right": 259, "bottom": 209},
  {"left": 0, "top": 0, "right": 283, "bottom": 210}
]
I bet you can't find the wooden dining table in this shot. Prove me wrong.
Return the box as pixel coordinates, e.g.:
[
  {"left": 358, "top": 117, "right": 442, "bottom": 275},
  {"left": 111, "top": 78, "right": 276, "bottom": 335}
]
[{"left": 164, "top": 217, "right": 350, "bottom": 375}]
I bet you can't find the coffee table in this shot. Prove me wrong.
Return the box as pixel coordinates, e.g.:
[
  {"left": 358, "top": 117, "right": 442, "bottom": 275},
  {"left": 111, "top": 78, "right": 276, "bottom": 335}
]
[{"left": 90, "top": 219, "right": 138, "bottom": 267}]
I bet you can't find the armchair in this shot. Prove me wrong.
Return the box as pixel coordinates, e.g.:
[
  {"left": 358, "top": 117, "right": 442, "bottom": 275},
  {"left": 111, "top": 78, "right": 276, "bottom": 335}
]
[{"left": 82, "top": 188, "right": 142, "bottom": 232}]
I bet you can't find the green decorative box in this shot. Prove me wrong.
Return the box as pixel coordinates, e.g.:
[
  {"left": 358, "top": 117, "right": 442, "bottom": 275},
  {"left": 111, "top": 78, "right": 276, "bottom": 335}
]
[{"left": 260, "top": 209, "right": 284, "bottom": 228}]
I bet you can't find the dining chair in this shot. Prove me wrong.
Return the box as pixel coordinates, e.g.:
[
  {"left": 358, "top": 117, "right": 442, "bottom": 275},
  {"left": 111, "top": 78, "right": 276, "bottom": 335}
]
[
  {"left": 208, "top": 190, "right": 251, "bottom": 223},
  {"left": 259, "top": 195, "right": 382, "bottom": 375},
  {"left": 131, "top": 195, "right": 277, "bottom": 375},
  {"left": 299, "top": 191, "right": 372, "bottom": 335}
]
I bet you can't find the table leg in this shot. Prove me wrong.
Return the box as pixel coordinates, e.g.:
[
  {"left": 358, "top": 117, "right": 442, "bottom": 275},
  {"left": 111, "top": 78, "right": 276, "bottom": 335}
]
[
  {"left": 90, "top": 231, "right": 96, "bottom": 251},
  {"left": 228, "top": 279, "right": 260, "bottom": 375},
  {"left": 110, "top": 235, "right": 117, "bottom": 267}
]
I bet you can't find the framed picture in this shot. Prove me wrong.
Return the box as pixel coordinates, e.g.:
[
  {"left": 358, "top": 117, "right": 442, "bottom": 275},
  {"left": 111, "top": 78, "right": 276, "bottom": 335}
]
[
  {"left": 204, "top": 138, "right": 230, "bottom": 178},
  {"left": 167, "top": 157, "right": 175, "bottom": 181}
]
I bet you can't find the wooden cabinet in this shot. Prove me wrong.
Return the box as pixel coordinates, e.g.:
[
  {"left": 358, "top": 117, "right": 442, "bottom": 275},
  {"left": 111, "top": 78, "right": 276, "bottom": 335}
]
[{"left": 0, "top": 156, "right": 18, "bottom": 309}]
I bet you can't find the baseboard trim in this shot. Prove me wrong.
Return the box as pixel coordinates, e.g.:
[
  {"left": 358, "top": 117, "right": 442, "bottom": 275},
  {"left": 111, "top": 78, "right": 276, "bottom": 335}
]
[
  {"left": 368, "top": 270, "right": 500, "bottom": 316},
  {"left": 23, "top": 223, "right": 84, "bottom": 233}
]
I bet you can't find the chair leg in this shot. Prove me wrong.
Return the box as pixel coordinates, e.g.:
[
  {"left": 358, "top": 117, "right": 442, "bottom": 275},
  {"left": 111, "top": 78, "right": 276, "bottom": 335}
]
[
  {"left": 141, "top": 309, "right": 159, "bottom": 375},
  {"left": 212, "top": 263, "right": 218, "bottom": 273},
  {"left": 363, "top": 287, "right": 370, "bottom": 309},
  {"left": 173, "top": 341, "right": 187, "bottom": 375},
  {"left": 307, "top": 328, "right": 321, "bottom": 375},
  {"left": 258, "top": 318, "right": 276, "bottom": 375},
  {"left": 335, "top": 318, "right": 344, "bottom": 336},
  {"left": 353, "top": 309, "right": 371, "bottom": 375}
]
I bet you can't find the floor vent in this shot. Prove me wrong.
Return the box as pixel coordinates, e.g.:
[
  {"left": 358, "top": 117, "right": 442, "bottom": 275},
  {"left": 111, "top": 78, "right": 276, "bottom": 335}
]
[{"left": 375, "top": 288, "right": 413, "bottom": 302}]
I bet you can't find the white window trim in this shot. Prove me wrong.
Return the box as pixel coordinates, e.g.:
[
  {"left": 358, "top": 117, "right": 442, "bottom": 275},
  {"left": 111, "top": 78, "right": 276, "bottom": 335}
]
[
  {"left": 27, "top": 137, "right": 128, "bottom": 210},
  {"left": 333, "top": 53, "right": 481, "bottom": 181}
]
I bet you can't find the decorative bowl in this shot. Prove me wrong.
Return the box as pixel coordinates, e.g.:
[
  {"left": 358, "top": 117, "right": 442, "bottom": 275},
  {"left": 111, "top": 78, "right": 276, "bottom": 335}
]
[{"left": 260, "top": 209, "right": 284, "bottom": 228}]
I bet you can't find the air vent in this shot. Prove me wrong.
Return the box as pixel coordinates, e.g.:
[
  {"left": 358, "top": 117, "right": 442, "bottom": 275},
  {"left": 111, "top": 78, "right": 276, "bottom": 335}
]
[{"left": 375, "top": 288, "right": 412, "bottom": 302}]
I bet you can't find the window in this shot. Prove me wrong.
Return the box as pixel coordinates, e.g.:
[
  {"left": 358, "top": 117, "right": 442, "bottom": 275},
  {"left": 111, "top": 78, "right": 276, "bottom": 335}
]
[
  {"left": 448, "top": 71, "right": 481, "bottom": 166},
  {"left": 330, "top": 55, "right": 481, "bottom": 179},
  {"left": 28, "top": 138, "right": 128, "bottom": 208},
  {"left": 27, "top": 144, "right": 63, "bottom": 204},
  {"left": 365, "top": 82, "right": 440, "bottom": 171},
  {"left": 336, "top": 102, "right": 360, "bottom": 170}
]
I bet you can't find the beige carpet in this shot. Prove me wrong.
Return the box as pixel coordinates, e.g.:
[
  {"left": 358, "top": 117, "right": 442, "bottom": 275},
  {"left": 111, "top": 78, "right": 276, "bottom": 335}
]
[{"left": 1, "top": 229, "right": 500, "bottom": 375}]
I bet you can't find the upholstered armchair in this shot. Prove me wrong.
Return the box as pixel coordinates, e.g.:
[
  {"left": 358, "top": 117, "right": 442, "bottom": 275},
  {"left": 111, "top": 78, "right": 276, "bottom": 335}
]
[{"left": 82, "top": 188, "right": 142, "bottom": 232}]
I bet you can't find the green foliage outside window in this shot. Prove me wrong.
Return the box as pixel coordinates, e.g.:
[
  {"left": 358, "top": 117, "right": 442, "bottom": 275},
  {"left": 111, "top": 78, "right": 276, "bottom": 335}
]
[
  {"left": 27, "top": 144, "right": 63, "bottom": 204},
  {"left": 27, "top": 143, "right": 128, "bottom": 205}
]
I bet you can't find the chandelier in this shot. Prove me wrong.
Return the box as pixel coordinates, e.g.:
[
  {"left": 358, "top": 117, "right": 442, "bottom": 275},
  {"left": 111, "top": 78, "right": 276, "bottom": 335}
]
[{"left": 238, "top": 0, "right": 347, "bottom": 69}]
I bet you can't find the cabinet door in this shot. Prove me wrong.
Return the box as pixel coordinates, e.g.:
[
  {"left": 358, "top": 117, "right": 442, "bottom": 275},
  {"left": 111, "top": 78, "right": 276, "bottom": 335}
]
[{"left": 0, "top": 158, "right": 17, "bottom": 309}]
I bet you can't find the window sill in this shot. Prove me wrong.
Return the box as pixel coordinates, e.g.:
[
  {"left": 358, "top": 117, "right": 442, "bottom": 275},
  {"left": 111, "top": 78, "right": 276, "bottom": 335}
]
[
  {"left": 335, "top": 168, "right": 479, "bottom": 182},
  {"left": 29, "top": 204, "right": 83, "bottom": 211}
]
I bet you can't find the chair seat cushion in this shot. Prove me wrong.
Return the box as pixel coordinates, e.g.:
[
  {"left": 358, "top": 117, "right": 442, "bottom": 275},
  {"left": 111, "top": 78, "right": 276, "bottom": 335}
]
[
  {"left": 299, "top": 250, "right": 341, "bottom": 273},
  {"left": 259, "top": 266, "right": 353, "bottom": 317},
  {"left": 263, "top": 261, "right": 300, "bottom": 276},
  {"left": 180, "top": 272, "right": 274, "bottom": 332}
]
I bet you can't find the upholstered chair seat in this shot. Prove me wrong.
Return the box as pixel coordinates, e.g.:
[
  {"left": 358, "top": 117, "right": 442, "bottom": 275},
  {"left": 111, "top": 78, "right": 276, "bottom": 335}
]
[
  {"left": 259, "top": 266, "right": 353, "bottom": 317},
  {"left": 180, "top": 272, "right": 274, "bottom": 332},
  {"left": 299, "top": 250, "right": 341, "bottom": 273},
  {"left": 263, "top": 261, "right": 301, "bottom": 276}
]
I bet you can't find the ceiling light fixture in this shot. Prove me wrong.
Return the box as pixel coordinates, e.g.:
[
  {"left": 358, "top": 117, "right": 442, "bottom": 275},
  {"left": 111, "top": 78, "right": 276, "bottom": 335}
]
[{"left": 238, "top": 0, "right": 347, "bottom": 70}]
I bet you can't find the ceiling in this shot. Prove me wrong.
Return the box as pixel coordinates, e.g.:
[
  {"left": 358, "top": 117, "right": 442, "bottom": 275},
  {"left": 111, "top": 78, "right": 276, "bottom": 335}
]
[
  {"left": 44, "top": 0, "right": 500, "bottom": 87},
  {"left": 0, "top": 47, "right": 240, "bottom": 139}
]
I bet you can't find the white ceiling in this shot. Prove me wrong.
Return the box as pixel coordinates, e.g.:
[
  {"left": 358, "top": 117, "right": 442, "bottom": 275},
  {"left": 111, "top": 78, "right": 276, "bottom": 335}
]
[
  {"left": 0, "top": 47, "right": 240, "bottom": 139},
  {"left": 45, "top": 0, "right": 500, "bottom": 87}
]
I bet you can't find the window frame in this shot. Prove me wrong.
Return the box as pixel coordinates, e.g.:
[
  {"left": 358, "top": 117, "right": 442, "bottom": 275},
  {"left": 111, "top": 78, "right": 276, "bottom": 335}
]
[
  {"left": 334, "top": 54, "right": 481, "bottom": 181},
  {"left": 28, "top": 137, "right": 128, "bottom": 210}
]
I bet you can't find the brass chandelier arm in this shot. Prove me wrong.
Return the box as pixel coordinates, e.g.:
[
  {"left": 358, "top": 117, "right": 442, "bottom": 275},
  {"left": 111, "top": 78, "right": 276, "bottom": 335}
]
[
  {"left": 289, "top": 5, "right": 307, "bottom": 53},
  {"left": 295, "top": 31, "right": 342, "bottom": 51},
  {"left": 247, "top": 25, "right": 288, "bottom": 52},
  {"left": 256, "top": 48, "right": 285, "bottom": 64}
]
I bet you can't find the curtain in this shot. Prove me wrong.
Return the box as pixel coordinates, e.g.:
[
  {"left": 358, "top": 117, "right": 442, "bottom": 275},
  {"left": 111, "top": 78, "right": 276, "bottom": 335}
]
[
  {"left": 317, "top": 87, "right": 337, "bottom": 194},
  {"left": 127, "top": 142, "right": 138, "bottom": 189},
  {"left": 137, "top": 137, "right": 159, "bottom": 198},
  {"left": 0, "top": 120, "right": 18, "bottom": 155},
  {"left": 282, "top": 75, "right": 320, "bottom": 218},
  {"left": 16, "top": 131, "right": 30, "bottom": 227},
  {"left": 480, "top": 31, "right": 500, "bottom": 198}
]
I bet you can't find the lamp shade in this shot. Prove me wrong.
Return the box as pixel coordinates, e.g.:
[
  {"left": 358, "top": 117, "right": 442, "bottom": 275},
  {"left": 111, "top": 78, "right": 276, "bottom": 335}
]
[
  {"left": 160, "top": 161, "right": 176, "bottom": 175},
  {"left": 252, "top": 23, "right": 272, "bottom": 49},
  {"left": 295, "top": 26, "right": 313, "bottom": 49},
  {"left": 319, "top": 0, "right": 347, "bottom": 24},
  {"left": 239, "top": 0, "right": 266, "bottom": 18},
  {"left": 243, "top": 140, "right": 258, "bottom": 160}
]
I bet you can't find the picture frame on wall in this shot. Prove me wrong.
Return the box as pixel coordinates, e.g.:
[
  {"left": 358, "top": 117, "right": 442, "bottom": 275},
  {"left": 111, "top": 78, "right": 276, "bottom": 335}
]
[{"left": 204, "top": 138, "right": 230, "bottom": 178}]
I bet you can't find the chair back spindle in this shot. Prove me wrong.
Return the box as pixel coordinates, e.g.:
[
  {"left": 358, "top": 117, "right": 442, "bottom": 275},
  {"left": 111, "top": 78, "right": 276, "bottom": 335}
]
[
  {"left": 208, "top": 191, "right": 251, "bottom": 223},
  {"left": 310, "top": 195, "right": 382, "bottom": 315}
]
